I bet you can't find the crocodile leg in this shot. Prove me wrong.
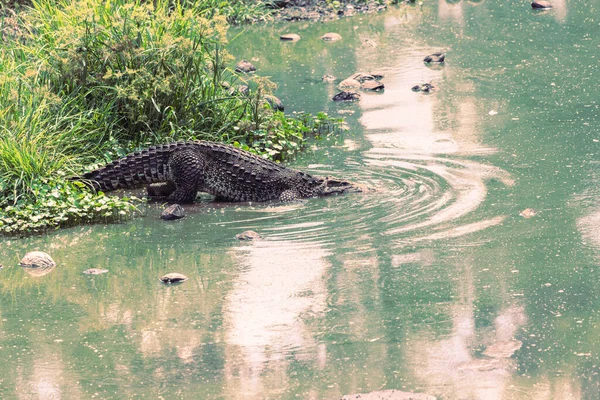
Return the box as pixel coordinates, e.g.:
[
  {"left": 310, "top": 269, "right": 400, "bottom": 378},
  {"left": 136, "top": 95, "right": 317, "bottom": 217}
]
[
  {"left": 166, "top": 148, "right": 205, "bottom": 203},
  {"left": 147, "top": 181, "right": 177, "bottom": 199}
]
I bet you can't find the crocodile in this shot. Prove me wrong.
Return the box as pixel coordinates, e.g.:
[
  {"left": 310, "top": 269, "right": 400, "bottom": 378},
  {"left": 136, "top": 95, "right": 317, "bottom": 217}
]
[{"left": 78, "top": 140, "right": 359, "bottom": 203}]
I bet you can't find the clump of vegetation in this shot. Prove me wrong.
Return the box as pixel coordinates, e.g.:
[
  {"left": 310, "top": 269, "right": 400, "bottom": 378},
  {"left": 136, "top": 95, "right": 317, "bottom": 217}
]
[{"left": 0, "top": 0, "right": 345, "bottom": 235}]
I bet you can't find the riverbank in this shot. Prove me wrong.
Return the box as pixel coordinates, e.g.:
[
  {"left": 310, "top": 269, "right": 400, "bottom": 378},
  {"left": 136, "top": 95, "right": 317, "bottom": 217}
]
[
  {"left": 0, "top": 0, "right": 345, "bottom": 235},
  {"left": 270, "top": 0, "right": 394, "bottom": 22}
]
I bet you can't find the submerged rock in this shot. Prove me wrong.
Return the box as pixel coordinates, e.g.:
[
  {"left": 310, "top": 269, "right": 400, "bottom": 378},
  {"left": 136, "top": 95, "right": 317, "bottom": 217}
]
[
  {"left": 338, "top": 78, "right": 361, "bottom": 89},
  {"left": 161, "top": 204, "right": 185, "bottom": 220},
  {"left": 532, "top": 0, "right": 553, "bottom": 8},
  {"left": 321, "top": 32, "right": 342, "bottom": 41},
  {"left": 321, "top": 74, "right": 336, "bottom": 83},
  {"left": 83, "top": 268, "right": 109, "bottom": 275},
  {"left": 160, "top": 273, "right": 189, "bottom": 284},
  {"left": 332, "top": 91, "right": 360, "bottom": 101},
  {"left": 280, "top": 33, "right": 301, "bottom": 41},
  {"left": 235, "top": 230, "right": 262, "bottom": 241},
  {"left": 19, "top": 251, "right": 55, "bottom": 269},
  {"left": 19, "top": 251, "right": 56, "bottom": 277},
  {"left": 235, "top": 60, "right": 256, "bottom": 73},
  {"left": 412, "top": 83, "right": 435, "bottom": 93},
  {"left": 423, "top": 52, "right": 446, "bottom": 64}
]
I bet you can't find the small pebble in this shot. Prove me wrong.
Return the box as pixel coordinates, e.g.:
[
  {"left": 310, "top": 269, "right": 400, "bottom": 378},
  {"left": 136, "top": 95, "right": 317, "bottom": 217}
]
[
  {"left": 160, "top": 273, "right": 189, "bottom": 284},
  {"left": 235, "top": 230, "right": 262, "bottom": 240}
]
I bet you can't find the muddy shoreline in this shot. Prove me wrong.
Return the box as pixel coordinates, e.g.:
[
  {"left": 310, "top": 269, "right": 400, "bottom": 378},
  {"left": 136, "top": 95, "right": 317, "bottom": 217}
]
[{"left": 270, "top": 0, "right": 399, "bottom": 22}]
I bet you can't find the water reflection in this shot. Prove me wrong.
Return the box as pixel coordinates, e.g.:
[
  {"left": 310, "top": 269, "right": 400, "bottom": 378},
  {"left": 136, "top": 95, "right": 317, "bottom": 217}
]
[{"left": 223, "top": 240, "right": 330, "bottom": 398}]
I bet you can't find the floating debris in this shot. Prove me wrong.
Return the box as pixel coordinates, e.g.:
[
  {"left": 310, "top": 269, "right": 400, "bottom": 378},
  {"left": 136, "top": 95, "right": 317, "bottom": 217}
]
[
  {"left": 83, "top": 268, "right": 109, "bottom": 275},
  {"left": 235, "top": 230, "right": 262, "bottom": 241},
  {"left": 160, "top": 273, "right": 189, "bottom": 284}
]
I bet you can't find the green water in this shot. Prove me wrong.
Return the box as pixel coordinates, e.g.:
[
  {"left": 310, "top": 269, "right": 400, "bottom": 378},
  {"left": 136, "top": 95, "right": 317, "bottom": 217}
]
[{"left": 1, "top": 1, "right": 600, "bottom": 398}]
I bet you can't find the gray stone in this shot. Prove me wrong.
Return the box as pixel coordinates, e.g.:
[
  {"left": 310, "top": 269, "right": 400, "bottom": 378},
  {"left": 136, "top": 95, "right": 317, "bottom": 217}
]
[
  {"left": 161, "top": 204, "right": 185, "bottom": 220},
  {"left": 235, "top": 60, "right": 256, "bottom": 73},
  {"left": 19, "top": 251, "right": 56, "bottom": 269},
  {"left": 338, "top": 78, "right": 361, "bottom": 89},
  {"left": 361, "top": 80, "right": 385, "bottom": 91},
  {"left": 321, "top": 32, "right": 342, "bottom": 41},
  {"left": 280, "top": 33, "right": 301, "bottom": 41},
  {"left": 160, "top": 273, "right": 189, "bottom": 283},
  {"left": 332, "top": 91, "right": 360, "bottom": 101}
]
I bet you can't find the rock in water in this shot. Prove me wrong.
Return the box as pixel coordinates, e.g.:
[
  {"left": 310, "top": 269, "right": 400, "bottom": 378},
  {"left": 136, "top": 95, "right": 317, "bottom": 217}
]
[
  {"left": 321, "top": 32, "right": 342, "bottom": 41},
  {"left": 332, "top": 91, "right": 360, "bottom": 101},
  {"left": 19, "top": 251, "right": 56, "bottom": 269},
  {"left": 235, "top": 230, "right": 262, "bottom": 240},
  {"left": 264, "top": 95, "right": 284, "bottom": 111},
  {"left": 161, "top": 204, "right": 185, "bottom": 220},
  {"left": 423, "top": 52, "right": 445, "bottom": 64},
  {"left": 361, "top": 80, "right": 385, "bottom": 91},
  {"left": 338, "top": 78, "right": 361, "bottom": 89},
  {"left": 160, "top": 273, "right": 189, "bottom": 283},
  {"left": 19, "top": 251, "right": 56, "bottom": 277},
  {"left": 280, "top": 33, "right": 300, "bottom": 41},
  {"left": 235, "top": 60, "right": 256, "bottom": 73},
  {"left": 532, "top": 0, "right": 552, "bottom": 8}
]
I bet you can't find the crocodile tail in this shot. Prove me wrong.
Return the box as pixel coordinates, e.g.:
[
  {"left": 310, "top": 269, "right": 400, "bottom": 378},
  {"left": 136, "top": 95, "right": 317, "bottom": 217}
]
[{"left": 79, "top": 142, "right": 191, "bottom": 192}]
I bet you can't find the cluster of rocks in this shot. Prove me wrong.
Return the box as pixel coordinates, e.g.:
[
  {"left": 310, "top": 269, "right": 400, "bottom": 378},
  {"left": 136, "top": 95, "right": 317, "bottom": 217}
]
[
  {"left": 332, "top": 72, "right": 385, "bottom": 102},
  {"left": 270, "top": 0, "right": 391, "bottom": 22},
  {"left": 14, "top": 227, "right": 262, "bottom": 283}
]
